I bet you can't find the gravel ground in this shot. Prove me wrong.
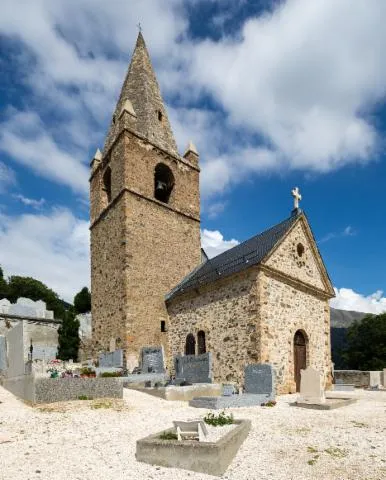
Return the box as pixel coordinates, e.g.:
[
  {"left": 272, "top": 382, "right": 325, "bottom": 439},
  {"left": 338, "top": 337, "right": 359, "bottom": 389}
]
[{"left": 0, "top": 386, "right": 385, "bottom": 480}]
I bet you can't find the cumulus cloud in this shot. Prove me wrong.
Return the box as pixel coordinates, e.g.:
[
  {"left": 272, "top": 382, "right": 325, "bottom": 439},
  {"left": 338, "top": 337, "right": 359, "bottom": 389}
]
[
  {"left": 330, "top": 288, "right": 386, "bottom": 314},
  {"left": 0, "top": 0, "right": 384, "bottom": 201},
  {"left": 201, "top": 229, "right": 239, "bottom": 258},
  {"left": 0, "top": 208, "right": 90, "bottom": 302}
]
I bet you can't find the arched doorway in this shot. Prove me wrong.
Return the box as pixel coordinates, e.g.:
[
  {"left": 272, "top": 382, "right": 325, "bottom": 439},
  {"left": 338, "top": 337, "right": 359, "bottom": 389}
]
[
  {"left": 197, "top": 330, "right": 206, "bottom": 354},
  {"left": 185, "top": 333, "right": 196, "bottom": 355},
  {"left": 294, "top": 330, "right": 307, "bottom": 392}
]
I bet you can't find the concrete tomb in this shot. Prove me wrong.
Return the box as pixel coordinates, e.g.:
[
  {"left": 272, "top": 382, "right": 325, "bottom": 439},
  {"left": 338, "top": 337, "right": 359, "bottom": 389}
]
[
  {"left": 174, "top": 352, "right": 212, "bottom": 384},
  {"left": 189, "top": 363, "right": 275, "bottom": 409}
]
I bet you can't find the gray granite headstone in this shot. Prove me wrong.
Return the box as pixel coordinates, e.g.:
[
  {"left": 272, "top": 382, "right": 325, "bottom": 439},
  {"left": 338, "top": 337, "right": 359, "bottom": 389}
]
[
  {"left": 99, "top": 349, "right": 123, "bottom": 368},
  {"left": 174, "top": 352, "right": 212, "bottom": 384},
  {"left": 0, "top": 335, "right": 7, "bottom": 372},
  {"left": 244, "top": 363, "right": 275, "bottom": 395},
  {"left": 140, "top": 346, "right": 165, "bottom": 373}
]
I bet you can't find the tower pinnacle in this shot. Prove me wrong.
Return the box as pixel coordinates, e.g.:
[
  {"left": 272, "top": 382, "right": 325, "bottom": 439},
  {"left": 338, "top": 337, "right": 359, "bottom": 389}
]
[{"left": 103, "top": 32, "right": 179, "bottom": 157}]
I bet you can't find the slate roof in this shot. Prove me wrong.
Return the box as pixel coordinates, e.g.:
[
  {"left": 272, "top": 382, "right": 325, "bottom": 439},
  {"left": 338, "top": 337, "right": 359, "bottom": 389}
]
[{"left": 166, "top": 209, "right": 302, "bottom": 302}]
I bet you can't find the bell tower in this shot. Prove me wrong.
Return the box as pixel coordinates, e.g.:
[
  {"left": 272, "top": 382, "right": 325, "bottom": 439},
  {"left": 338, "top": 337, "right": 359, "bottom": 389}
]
[{"left": 89, "top": 32, "right": 201, "bottom": 369}]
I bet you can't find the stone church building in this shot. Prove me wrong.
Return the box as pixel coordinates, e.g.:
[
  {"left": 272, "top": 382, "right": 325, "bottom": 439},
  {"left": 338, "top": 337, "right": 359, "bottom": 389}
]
[{"left": 90, "top": 32, "right": 335, "bottom": 393}]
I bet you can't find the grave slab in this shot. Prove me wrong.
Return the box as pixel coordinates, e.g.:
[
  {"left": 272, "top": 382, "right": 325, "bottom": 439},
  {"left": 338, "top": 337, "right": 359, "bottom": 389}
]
[
  {"left": 189, "top": 393, "right": 273, "bottom": 409},
  {"left": 291, "top": 396, "right": 357, "bottom": 410},
  {"left": 174, "top": 352, "right": 212, "bottom": 384}
]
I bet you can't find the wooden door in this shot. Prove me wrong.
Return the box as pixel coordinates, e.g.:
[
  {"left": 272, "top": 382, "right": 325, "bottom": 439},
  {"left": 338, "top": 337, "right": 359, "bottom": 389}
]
[{"left": 294, "top": 331, "right": 307, "bottom": 392}]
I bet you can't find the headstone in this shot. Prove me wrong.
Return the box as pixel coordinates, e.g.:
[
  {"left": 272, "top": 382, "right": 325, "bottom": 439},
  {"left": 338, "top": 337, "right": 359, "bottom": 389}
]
[
  {"left": 32, "top": 345, "right": 58, "bottom": 362},
  {"left": 369, "top": 371, "right": 382, "bottom": 388},
  {"left": 174, "top": 352, "right": 212, "bottom": 384},
  {"left": 109, "top": 337, "right": 116, "bottom": 353},
  {"left": 98, "top": 349, "right": 123, "bottom": 368},
  {"left": 5, "top": 322, "right": 25, "bottom": 377},
  {"left": 222, "top": 384, "right": 235, "bottom": 396},
  {"left": 383, "top": 369, "right": 386, "bottom": 388},
  {"left": 244, "top": 363, "right": 275, "bottom": 395},
  {"left": 298, "top": 367, "right": 325, "bottom": 404},
  {"left": 0, "top": 335, "right": 7, "bottom": 372},
  {"left": 0, "top": 298, "right": 11, "bottom": 314},
  {"left": 140, "top": 346, "right": 165, "bottom": 373}
]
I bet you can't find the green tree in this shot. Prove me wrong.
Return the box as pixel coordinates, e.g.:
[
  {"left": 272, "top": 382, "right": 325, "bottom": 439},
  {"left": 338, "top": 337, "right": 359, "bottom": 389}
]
[
  {"left": 343, "top": 313, "right": 386, "bottom": 370},
  {"left": 0, "top": 266, "right": 9, "bottom": 299},
  {"left": 6, "top": 275, "right": 65, "bottom": 318},
  {"left": 57, "top": 308, "right": 80, "bottom": 361},
  {"left": 74, "top": 286, "right": 91, "bottom": 314}
]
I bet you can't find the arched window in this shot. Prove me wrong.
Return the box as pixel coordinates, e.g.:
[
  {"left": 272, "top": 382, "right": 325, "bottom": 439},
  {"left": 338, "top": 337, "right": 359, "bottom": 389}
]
[
  {"left": 197, "top": 330, "right": 206, "bottom": 354},
  {"left": 154, "top": 163, "right": 174, "bottom": 203},
  {"left": 103, "top": 167, "right": 112, "bottom": 204},
  {"left": 185, "top": 333, "right": 196, "bottom": 355}
]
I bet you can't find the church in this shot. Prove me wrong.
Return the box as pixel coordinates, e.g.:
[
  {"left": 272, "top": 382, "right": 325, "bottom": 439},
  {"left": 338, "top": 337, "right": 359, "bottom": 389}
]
[{"left": 89, "top": 32, "right": 335, "bottom": 393}]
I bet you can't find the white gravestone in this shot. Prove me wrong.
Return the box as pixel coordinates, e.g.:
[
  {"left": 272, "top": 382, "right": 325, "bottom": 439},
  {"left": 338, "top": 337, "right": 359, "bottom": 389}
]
[
  {"left": 299, "top": 367, "right": 325, "bottom": 404},
  {"left": 369, "top": 371, "right": 382, "bottom": 388},
  {"left": 383, "top": 369, "right": 386, "bottom": 388}
]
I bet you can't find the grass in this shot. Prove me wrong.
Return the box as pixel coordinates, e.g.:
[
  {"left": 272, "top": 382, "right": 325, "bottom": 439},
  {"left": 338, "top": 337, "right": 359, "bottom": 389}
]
[
  {"left": 350, "top": 420, "right": 368, "bottom": 428},
  {"left": 90, "top": 399, "right": 114, "bottom": 409},
  {"left": 324, "top": 447, "right": 349, "bottom": 458},
  {"left": 78, "top": 395, "right": 92, "bottom": 400},
  {"left": 204, "top": 411, "right": 234, "bottom": 427},
  {"left": 307, "top": 446, "right": 318, "bottom": 453},
  {"left": 159, "top": 431, "right": 178, "bottom": 440}
]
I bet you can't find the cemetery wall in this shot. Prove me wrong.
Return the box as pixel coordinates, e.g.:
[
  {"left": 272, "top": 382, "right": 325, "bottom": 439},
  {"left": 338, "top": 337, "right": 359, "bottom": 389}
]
[
  {"left": 167, "top": 268, "right": 260, "bottom": 386},
  {"left": 259, "top": 270, "right": 331, "bottom": 394},
  {"left": 1, "top": 376, "right": 123, "bottom": 404},
  {"left": 334, "top": 370, "right": 384, "bottom": 387}
]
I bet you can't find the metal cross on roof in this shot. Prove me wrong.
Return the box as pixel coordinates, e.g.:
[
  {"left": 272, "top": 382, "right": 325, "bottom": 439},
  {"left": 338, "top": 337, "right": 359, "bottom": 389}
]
[
  {"left": 137, "top": 22, "right": 142, "bottom": 32},
  {"left": 291, "top": 187, "right": 302, "bottom": 209}
]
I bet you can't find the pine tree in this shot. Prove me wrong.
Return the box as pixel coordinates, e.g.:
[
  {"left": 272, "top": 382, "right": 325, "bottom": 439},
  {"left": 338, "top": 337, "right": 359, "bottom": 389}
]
[
  {"left": 57, "top": 308, "right": 80, "bottom": 361},
  {"left": 74, "top": 286, "right": 91, "bottom": 314}
]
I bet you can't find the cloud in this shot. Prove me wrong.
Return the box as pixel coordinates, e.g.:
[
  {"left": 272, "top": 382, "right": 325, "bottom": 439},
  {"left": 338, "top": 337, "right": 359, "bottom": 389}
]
[
  {"left": 204, "top": 201, "right": 227, "bottom": 219},
  {"left": 12, "top": 194, "right": 45, "bottom": 209},
  {"left": 318, "top": 225, "right": 356, "bottom": 244},
  {"left": 0, "top": 208, "right": 90, "bottom": 303},
  {"left": 331, "top": 288, "right": 386, "bottom": 314},
  {"left": 201, "top": 229, "right": 239, "bottom": 258},
  {"left": 0, "top": 162, "right": 16, "bottom": 193},
  {"left": 0, "top": 110, "right": 89, "bottom": 195}
]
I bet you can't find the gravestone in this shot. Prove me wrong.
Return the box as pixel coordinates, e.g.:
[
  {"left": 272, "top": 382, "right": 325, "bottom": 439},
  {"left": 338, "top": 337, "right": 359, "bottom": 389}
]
[
  {"left": 244, "top": 363, "right": 275, "bottom": 395},
  {"left": 32, "top": 345, "right": 57, "bottom": 362},
  {"left": 140, "top": 346, "right": 165, "bottom": 373},
  {"left": 6, "top": 322, "right": 25, "bottom": 377},
  {"left": 383, "top": 369, "right": 386, "bottom": 388},
  {"left": 299, "top": 367, "right": 325, "bottom": 404},
  {"left": 222, "top": 384, "right": 235, "bottom": 396},
  {"left": 109, "top": 337, "right": 116, "bottom": 353},
  {"left": 98, "top": 349, "right": 123, "bottom": 368},
  {"left": 174, "top": 352, "right": 212, "bottom": 384},
  {"left": 369, "top": 371, "right": 382, "bottom": 388},
  {"left": 0, "top": 335, "right": 7, "bottom": 372}
]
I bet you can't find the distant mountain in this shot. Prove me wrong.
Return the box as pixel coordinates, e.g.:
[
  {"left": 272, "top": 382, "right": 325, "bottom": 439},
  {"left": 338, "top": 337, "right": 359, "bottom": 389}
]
[{"left": 330, "top": 308, "right": 371, "bottom": 369}]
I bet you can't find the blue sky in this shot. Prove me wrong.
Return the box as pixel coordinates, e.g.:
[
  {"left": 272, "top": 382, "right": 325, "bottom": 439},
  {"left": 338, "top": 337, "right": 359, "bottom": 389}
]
[{"left": 0, "top": 0, "right": 386, "bottom": 313}]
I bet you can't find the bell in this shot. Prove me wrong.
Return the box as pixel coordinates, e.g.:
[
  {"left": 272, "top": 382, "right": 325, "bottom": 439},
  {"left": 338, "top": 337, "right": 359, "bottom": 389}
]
[{"left": 156, "top": 180, "right": 167, "bottom": 192}]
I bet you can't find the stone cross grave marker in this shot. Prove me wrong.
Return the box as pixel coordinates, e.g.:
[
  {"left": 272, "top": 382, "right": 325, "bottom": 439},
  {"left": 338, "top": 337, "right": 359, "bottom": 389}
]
[
  {"left": 98, "top": 349, "right": 123, "bottom": 368},
  {"left": 174, "top": 352, "right": 212, "bottom": 384},
  {"left": 244, "top": 363, "right": 275, "bottom": 396},
  {"left": 299, "top": 367, "right": 325, "bottom": 404},
  {"left": 140, "top": 346, "right": 165, "bottom": 373}
]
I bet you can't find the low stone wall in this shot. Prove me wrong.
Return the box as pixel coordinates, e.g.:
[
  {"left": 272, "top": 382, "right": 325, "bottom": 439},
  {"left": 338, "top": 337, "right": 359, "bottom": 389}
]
[
  {"left": 334, "top": 370, "right": 384, "bottom": 387},
  {"left": 2, "top": 375, "right": 122, "bottom": 404},
  {"left": 134, "top": 384, "right": 222, "bottom": 401}
]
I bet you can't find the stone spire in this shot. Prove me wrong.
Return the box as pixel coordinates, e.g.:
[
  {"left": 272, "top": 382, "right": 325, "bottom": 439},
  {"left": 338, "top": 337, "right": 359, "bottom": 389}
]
[{"left": 103, "top": 32, "right": 179, "bottom": 157}]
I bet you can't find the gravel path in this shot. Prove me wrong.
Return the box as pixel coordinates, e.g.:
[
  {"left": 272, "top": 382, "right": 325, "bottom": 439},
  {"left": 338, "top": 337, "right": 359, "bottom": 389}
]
[{"left": 0, "top": 386, "right": 385, "bottom": 480}]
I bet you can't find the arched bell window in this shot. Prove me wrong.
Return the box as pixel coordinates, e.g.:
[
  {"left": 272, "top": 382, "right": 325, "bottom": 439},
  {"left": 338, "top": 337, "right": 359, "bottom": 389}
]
[
  {"left": 185, "top": 333, "right": 196, "bottom": 355},
  {"left": 154, "top": 163, "right": 174, "bottom": 203},
  {"left": 103, "top": 167, "right": 112, "bottom": 204},
  {"left": 197, "top": 330, "right": 206, "bottom": 354}
]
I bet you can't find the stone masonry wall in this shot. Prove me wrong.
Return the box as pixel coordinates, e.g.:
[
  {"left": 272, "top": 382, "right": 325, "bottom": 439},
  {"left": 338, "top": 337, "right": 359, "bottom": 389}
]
[
  {"left": 91, "top": 132, "right": 201, "bottom": 370},
  {"left": 167, "top": 269, "right": 260, "bottom": 386},
  {"left": 259, "top": 270, "right": 331, "bottom": 393},
  {"left": 264, "top": 221, "right": 326, "bottom": 291}
]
